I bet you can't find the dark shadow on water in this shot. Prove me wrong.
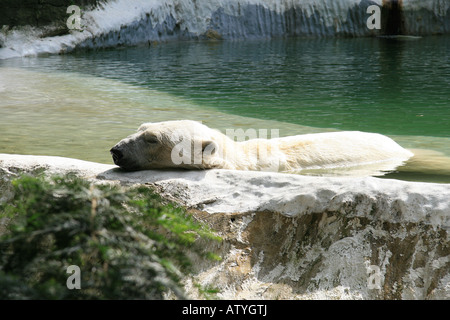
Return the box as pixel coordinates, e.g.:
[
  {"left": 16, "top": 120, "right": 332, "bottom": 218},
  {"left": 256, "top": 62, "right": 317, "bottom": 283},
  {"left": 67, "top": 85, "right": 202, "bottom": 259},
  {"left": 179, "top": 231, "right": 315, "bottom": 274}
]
[{"left": 379, "top": 171, "right": 450, "bottom": 184}]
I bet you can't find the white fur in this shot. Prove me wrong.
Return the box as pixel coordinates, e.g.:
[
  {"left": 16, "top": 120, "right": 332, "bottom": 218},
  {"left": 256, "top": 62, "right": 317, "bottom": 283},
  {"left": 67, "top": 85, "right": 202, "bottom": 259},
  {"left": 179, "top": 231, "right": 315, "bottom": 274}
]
[{"left": 114, "top": 120, "right": 414, "bottom": 174}]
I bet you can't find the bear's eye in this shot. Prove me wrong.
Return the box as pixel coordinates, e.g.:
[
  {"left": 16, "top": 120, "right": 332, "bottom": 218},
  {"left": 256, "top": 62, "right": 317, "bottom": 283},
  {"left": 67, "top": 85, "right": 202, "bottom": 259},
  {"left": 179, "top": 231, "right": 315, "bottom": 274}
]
[{"left": 145, "top": 134, "right": 159, "bottom": 144}]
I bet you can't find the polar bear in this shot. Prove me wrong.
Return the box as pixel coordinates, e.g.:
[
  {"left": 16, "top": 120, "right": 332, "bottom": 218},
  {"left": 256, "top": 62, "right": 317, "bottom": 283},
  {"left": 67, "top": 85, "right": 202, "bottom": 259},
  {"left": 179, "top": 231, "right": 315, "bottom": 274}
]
[{"left": 110, "top": 120, "right": 413, "bottom": 174}]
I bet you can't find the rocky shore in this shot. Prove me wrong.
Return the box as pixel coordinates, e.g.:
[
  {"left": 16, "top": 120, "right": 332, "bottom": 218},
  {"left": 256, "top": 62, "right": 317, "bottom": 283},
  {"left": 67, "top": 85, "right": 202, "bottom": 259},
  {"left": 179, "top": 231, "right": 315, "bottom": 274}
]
[{"left": 1, "top": 153, "right": 448, "bottom": 299}]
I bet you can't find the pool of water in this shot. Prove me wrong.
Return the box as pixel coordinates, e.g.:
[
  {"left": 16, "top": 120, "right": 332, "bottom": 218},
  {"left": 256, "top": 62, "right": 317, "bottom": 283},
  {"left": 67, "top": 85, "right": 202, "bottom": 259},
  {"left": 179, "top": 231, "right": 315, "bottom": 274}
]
[{"left": 0, "top": 36, "right": 449, "bottom": 182}]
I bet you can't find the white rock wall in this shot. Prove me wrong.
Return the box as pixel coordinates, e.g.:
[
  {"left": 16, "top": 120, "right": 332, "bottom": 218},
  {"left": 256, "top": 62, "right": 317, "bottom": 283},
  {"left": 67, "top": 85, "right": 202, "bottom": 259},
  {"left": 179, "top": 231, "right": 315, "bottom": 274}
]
[{"left": 1, "top": 0, "right": 448, "bottom": 59}]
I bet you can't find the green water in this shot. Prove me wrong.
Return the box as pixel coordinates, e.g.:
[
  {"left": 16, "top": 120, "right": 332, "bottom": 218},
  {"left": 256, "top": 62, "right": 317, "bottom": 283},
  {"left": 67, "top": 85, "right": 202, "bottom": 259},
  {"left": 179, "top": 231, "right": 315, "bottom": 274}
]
[{"left": 0, "top": 37, "right": 449, "bottom": 182}]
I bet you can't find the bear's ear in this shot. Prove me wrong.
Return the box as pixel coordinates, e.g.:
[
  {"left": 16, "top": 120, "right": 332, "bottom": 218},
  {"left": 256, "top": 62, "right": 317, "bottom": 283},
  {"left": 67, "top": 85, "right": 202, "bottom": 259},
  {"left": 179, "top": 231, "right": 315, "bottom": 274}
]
[
  {"left": 202, "top": 140, "right": 218, "bottom": 156},
  {"left": 137, "top": 123, "right": 151, "bottom": 132}
]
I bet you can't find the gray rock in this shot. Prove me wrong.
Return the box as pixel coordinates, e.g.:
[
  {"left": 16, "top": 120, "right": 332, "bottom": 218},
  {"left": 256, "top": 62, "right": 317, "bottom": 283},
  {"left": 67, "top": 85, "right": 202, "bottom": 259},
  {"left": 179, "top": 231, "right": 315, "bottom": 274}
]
[{"left": 0, "top": 153, "right": 449, "bottom": 299}]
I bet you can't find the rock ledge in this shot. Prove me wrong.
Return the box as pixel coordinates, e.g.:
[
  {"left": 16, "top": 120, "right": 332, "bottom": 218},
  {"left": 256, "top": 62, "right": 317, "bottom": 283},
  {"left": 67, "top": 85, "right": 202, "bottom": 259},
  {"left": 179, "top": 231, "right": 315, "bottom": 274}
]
[{"left": 1, "top": 153, "right": 448, "bottom": 299}]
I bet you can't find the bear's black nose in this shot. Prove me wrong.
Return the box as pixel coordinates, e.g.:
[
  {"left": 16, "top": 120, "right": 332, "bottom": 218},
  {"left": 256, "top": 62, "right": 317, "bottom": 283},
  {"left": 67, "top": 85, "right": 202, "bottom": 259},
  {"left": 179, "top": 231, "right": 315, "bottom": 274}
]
[{"left": 110, "top": 147, "right": 123, "bottom": 165}]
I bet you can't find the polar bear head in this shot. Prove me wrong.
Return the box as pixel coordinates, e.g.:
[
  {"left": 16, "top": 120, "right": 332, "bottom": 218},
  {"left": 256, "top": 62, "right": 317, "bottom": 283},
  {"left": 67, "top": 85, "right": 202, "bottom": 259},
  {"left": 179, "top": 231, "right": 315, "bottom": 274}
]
[{"left": 110, "top": 120, "right": 223, "bottom": 171}]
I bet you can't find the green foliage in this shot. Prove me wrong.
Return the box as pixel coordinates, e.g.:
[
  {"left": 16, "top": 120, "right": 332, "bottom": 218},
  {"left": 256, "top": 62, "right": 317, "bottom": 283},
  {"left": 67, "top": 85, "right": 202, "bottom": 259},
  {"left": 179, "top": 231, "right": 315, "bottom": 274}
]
[
  {"left": 193, "top": 282, "right": 221, "bottom": 300},
  {"left": 0, "top": 174, "right": 221, "bottom": 299}
]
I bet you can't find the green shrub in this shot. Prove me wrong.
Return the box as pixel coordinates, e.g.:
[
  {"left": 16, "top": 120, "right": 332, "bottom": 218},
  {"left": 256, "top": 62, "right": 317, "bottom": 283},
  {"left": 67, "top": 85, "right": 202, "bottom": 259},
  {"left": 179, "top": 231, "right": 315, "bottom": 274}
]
[{"left": 0, "top": 174, "right": 220, "bottom": 299}]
